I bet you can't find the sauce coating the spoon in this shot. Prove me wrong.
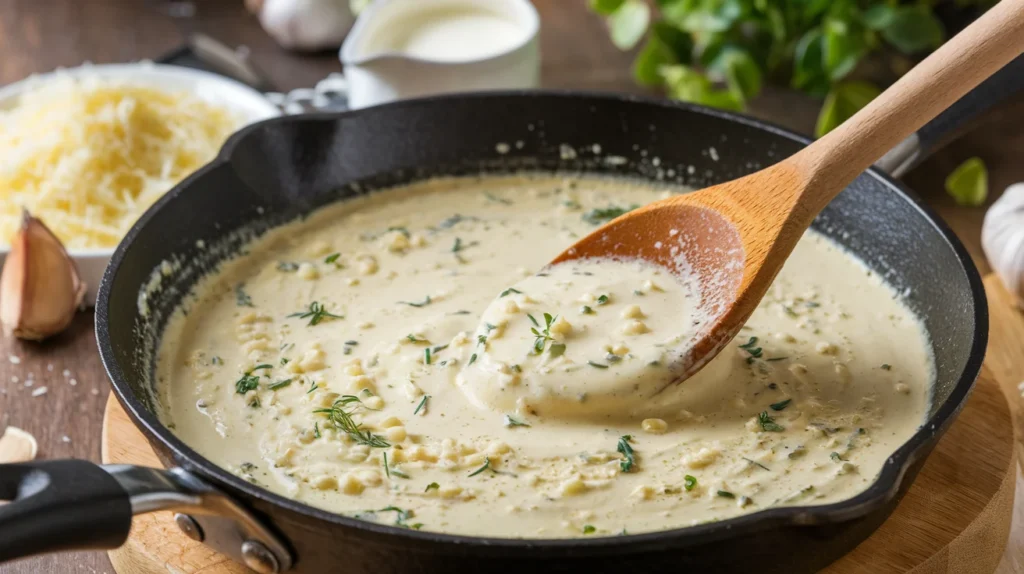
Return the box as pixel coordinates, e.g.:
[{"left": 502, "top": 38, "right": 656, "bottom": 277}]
[{"left": 459, "top": 257, "right": 706, "bottom": 420}]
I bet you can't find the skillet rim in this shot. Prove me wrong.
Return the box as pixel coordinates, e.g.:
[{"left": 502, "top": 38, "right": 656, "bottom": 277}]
[{"left": 95, "top": 89, "right": 988, "bottom": 551}]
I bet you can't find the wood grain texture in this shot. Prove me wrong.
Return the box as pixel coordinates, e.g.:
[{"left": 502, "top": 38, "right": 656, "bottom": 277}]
[
  {"left": 99, "top": 361, "right": 1016, "bottom": 574},
  {"left": 983, "top": 274, "right": 1024, "bottom": 574}
]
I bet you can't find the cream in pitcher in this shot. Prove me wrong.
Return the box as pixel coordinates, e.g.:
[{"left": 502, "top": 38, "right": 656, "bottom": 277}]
[{"left": 340, "top": 0, "right": 540, "bottom": 108}]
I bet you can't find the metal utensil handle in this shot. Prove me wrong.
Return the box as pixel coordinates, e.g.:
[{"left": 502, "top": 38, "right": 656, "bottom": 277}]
[
  {"left": 0, "top": 460, "right": 292, "bottom": 571},
  {"left": 878, "top": 53, "right": 1024, "bottom": 177}
]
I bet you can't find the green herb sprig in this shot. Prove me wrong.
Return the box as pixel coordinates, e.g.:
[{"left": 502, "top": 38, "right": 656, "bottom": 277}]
[
  {"left": 288, "top": 301, "right": 343, "bottom": 326},
  {"left": 313, "top": 396, "right": 390, "bottom": 448},
  {"left": 529, "top": 313, "right": 559, "bottom": 354},
  {"left": 234, "top": 364, "right": 272, "bottom": 394},
  {"left": 758, "top": 411, "right": 785, "bottom": 432}
]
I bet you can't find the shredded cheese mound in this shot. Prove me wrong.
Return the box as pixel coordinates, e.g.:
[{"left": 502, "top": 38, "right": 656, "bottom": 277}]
[{"left": 0, "top": 76, "right": 241, "bottom": 249}]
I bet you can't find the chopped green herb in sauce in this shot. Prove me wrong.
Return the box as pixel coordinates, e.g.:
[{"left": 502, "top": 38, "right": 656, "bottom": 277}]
[
  {"left": 743, "top": 457, "right": 770, "bottom": 471},
  {"left": 468, "top": 459, "right": 491, "bottom": 477},
  {"left": 617, "top": 435, "right": 635, "bottom": 473},
  {"left": 484, "top": 192, "right": 512, "bottom": 205},
  {"left": 684, "top": 475, "right": 698, "bottom": 491},
  {"left": 314, "top": 396, "right": 390, "bottom": 448},
  {"left": 375, "top": 506, "right": 419, "bottom": 529},
  {"left": 530, "top": 313, "right": 559, "bottom": 354},
  {"left": 234, "top": 284, "right": 254, "bottom": 307},
  {"left": 268, "top": 379, "right": 292, "bottom": 391},
  {"left": 384, "top": 452, "right": 409, "bottom": 479},
  {"left": 414, "top": 395, "right": 430, "bottom": 415},
  {"left": 758, "top": 411, "right": 785, "bottom": 432},
  {"left": 769, "top": 399, "right": 792, "bottom": 411},
  {"left": 234, "top": 364, "right": 271, "bottom": 394},
  {"left": 503, "top": 414, "right": 530, "bottom": 427},
  {"left": 400, "top": 296, "right": 432, "bottom": 308},
  {"left": 500, "top": 287, "right": 522, "bottom": 297},
  {"left": 582, "top": 205, "right": 637, "bottom": 225},
  {"left": 288, "top": 301, "right": 343, "bottom": 326}
]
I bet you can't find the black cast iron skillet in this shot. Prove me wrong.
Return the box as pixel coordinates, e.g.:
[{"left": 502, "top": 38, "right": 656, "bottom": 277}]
[{"left": 3, "top": 56, "right": 1024, "bottom": 571}]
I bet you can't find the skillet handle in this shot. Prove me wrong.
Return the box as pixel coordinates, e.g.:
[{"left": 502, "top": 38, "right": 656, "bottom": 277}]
[
  {"left": 0, "top": 460, "right": 293, "bottom": 571},
  {"left": 0, "top": 460, "right": 133, "bottom": 562},
  {"left": 877, "top": 53, "right": 1024, "bottom": 177}
]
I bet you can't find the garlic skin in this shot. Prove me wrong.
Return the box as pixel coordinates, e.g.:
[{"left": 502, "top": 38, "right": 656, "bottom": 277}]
[
  {"left": 982, "top": 183, "right": 1024, "bottom": 307},
  {"left": 259, "top": 0, "right": 355, "bottom": 52},
  {"left": 0, "top": 211, "right": 86, "bottom": 340},
  {"left": 0, "top": 426, "right": 38, "bottom": 463}
]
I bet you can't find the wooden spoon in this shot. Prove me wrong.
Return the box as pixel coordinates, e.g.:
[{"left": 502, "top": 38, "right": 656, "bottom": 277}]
[{"left": 553, "top": 0, "right": 1024, "bottom": 380}]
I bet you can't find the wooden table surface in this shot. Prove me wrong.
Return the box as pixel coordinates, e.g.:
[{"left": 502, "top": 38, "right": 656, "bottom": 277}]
[{"left": 1, "top": 1, "right": 1022, "bottom": 573}]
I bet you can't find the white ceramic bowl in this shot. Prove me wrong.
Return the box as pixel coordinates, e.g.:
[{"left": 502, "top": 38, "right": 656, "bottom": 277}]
[{"left": 0, "top": 63, "right": 281, "bottom": 305}]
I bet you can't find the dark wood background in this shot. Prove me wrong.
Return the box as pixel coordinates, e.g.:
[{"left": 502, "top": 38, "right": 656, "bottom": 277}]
[{"left": 1, "top": 1, "right": 1022, "bottom": 573}]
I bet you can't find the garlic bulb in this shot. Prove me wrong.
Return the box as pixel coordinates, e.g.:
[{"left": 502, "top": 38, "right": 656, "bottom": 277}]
[
  {"left": 982, "top": 183, "right": 1024, "bottom": 307},
  {"left": 258, "top": 0, "right": 355, "bottom": 52},
  {"left": 0, "top": 426, "right": 38, "bottom": 463},
  {"left": 0, "top": 211, "right": 86, "bottom": 340}
]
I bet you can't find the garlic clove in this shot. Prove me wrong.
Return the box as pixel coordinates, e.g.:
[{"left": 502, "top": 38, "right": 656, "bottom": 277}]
[
  {"left": 0, "top": 211, "right": 86, "bottom": 340},
  {"left": 0, "top": 426, "right": 38, "bottom": 463},
  {"left": 259, "top": 0, "right": 355, "bottom": 52}
]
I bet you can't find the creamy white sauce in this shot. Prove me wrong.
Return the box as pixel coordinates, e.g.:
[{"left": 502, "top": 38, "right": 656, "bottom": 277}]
[
  {"left": 156, "top": 176, "right": 933, "bottom": 538},
  {"left": 373, "top": 8, "right": 525, "bottom": 62}
]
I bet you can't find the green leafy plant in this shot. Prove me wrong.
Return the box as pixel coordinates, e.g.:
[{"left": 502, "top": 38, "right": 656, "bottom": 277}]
[
  {"left": 945, "top": 156, "right": 988, "bottom": 206},
  {"left": 592, "top": 0, "right": 991, "bottom": 136}
]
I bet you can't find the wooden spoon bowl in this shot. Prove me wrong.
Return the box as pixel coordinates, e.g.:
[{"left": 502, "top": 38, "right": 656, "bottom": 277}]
[{"left": 554, "top": 0, "right": 1024, "bottom": 380}]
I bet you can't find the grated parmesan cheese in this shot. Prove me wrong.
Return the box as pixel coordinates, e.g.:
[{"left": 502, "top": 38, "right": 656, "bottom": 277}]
[{"left": 0, "top": 76, "right": 241, "bottom": 249}]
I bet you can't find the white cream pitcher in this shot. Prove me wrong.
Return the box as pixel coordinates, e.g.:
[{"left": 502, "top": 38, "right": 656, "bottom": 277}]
[{"left": 339, "top": 0, "right": 540, "bottom": 109}]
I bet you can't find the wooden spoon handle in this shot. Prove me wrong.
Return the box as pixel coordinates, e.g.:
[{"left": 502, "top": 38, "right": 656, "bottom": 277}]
[{"left": 792, "top": 0, "right": 1024, "bottom": 211}]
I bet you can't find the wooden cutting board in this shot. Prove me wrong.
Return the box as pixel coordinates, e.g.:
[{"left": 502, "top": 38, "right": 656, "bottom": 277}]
[{"left": 100, "top": 275, "right": 1023, "bottom": 574}]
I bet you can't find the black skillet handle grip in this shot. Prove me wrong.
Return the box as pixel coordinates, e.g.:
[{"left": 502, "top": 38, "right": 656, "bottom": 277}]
[
  {"left": 878, "top": 54, "right": 1024, "bottom": 176},
  {"left": 0, "top": 460, "right": 132, "bottom": 562}
]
